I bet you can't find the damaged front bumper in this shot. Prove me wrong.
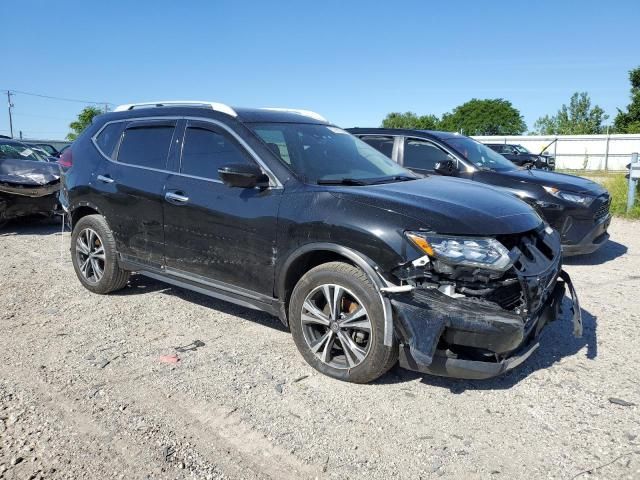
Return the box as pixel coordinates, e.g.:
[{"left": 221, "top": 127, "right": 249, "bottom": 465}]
[{"left": 387, "top": 228, "right": 581, "bottom": 380}]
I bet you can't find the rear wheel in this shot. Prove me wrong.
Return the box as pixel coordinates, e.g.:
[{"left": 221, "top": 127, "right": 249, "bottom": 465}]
[
  {"left": 70, "top": 214, "right": 129, "bottom": 294},
  {"left": 289, "top": 261, "right": 397, "bottom": 383}
]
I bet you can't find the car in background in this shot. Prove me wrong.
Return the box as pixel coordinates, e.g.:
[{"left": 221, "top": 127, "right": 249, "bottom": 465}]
[
  {"left": 349, "top": 128, "right": 610, "bottom": 256},
  {"left": 0, "top": 139, "right": 61, "bottom": 228},
  {"left": 485, "top": 143, "right": 555, "bottom": 171},
  {"left": 59, "top": 101, "right": 581, "bottom": 383}
]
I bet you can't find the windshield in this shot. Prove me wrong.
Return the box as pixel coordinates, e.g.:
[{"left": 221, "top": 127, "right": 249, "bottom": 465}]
[
  {"left": 514, "top": 145, "right": 530, "bottom": 154},
  {"left": 444, "top": 136, "right": 516, "bottom": 171},
  {"left": 250, "top": 123, "right": 417, "bottom": 184},
  {"left": 0, "top": 142, "right": 44, "bottom": 161}
]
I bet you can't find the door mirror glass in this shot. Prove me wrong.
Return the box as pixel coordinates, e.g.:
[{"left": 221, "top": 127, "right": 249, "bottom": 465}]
[
  {"left": 218, "top": 163, "right": 269, "bottom": 188},
  {"left": 434, "top": 158, "right": 457, "bottom": 175}
]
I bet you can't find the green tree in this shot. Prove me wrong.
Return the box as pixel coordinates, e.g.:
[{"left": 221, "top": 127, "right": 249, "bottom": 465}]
[
  {"left": 613, "top": 66, "right": 640, "bottom": 133},
  {"left": 381, "top": 111, "right": 440, "bottom": 130},
  {"left": 533, "top": 92, "right": 608, "bottom": 135},
  {"left": 437, "top": 98, "right": 526, "bottom": 135},
  {"left": 66, "top": 106, "right": 104, "bottom": 140}
]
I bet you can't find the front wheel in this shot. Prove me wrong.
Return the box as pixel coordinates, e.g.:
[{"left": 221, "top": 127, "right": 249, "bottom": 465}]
[{"left": 289, "top": 261, "right": 397, "bottom": 383}]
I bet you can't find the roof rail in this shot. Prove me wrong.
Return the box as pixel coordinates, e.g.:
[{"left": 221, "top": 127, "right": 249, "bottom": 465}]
[
  {"left": 113, "top": 101, "right": 237, "bottom": 117},
  {"left": 260, "top": 108, "right": 328, "bottom": 122}
]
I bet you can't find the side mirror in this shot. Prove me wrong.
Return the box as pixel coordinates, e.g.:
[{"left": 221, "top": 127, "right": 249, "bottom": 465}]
[
  {"left": 434, "top": 158, "right": 457, "bottom": 176},
  {"left": 218, "top": 163, "right": 269, "bottom": 188}
]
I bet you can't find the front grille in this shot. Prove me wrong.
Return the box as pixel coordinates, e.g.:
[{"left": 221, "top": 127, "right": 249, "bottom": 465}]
[
  {"left": 594, "top": 196, "right": 611, "bottom": 221},
  {"left": 486, "top": 283, "right": 523, "bottom": 311},
  {"left": 498, "top": 228, "right": 561, "bottom": 318}
]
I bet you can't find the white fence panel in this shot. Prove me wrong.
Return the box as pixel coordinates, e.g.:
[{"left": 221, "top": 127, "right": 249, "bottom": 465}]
[{"left": 472, "top": 134, "right": 640, "bottom": 171}]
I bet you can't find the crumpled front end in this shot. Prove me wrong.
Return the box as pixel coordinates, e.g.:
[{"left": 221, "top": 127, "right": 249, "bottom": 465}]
[
  {"left": 0, "top": 158, "right": 61, "bottom": 224},
  {"left": 387, "top": 225, "right": 581, "bottom": 379}
]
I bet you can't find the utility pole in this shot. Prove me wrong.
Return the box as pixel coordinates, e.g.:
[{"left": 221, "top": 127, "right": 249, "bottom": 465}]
[{"left": 6, "top": 90, "right": 14, "bottom": 138}]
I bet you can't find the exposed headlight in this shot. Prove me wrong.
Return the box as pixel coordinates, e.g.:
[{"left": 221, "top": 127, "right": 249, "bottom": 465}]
[
  {"left": 543, "top": 186, "right": 595, "bottom": 206},
  {"left": 405, "top": 232, "right": 512, "bottom": 271}
]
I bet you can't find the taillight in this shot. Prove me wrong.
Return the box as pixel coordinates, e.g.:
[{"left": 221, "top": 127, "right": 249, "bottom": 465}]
[{"left": 59, "top": 148, "right": 73, "bottom": 168}]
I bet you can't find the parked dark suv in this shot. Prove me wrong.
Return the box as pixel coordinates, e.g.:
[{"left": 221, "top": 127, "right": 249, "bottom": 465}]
[
  {"left": 349, "top": 129, "right": 611, "bottom": 256},
  {"left": 485, "top": 143, "right": 555, "bottom": 170},
  {"left": 60, "top": 102, "right": 580, "bottom": 383}
]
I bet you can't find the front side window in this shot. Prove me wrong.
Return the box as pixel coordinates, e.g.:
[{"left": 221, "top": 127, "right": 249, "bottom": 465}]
[
  {"left": 180, "top": 125, "right": 251, "bottom": 180},
  {"left": 250, "top": 123, "right": 414, "bottom": 184},
  {"left": 117, "top": 124, "right": 175, "bottom": 169},
  {"left": 444, "top": 136, "right": 516, "bottom": 172},
  {"left": 403, "top": 139, "right": 453, "bottom": 171}
]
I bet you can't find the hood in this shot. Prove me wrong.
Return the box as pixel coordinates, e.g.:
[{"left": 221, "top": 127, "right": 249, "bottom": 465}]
[
  {"left": 0, "top": 158, "right": 61, "bottom": 186},
  {"left": 476, "top": 168, "right": 606, "bottom": 196},
  {"left": 330, "top": 176, "right": 542, "bottom": 236}
]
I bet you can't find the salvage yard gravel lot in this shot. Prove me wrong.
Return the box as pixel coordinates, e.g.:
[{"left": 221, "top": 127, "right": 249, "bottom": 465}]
[{"left": 1, "top": 218, "right": 639, "bottom": 479}]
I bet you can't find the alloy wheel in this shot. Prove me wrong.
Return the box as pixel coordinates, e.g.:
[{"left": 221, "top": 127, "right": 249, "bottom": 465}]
[
  {"left": 300, "top": 284, "right": 372, "bottom": 369},
  {"left": 75, "top": 228, "right": 105, "bottom": 284}
]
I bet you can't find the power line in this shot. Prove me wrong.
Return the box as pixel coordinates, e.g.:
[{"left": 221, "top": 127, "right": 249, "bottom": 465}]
[{"left": 4, "top": 88, "right": 114, "bottom": 106}]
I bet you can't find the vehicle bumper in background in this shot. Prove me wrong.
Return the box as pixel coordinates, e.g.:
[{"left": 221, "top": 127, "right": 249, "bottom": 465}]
[
  {"left": 390, "top": 270, "right": 581, "bottom": 380},
  {"left": 562, "top": 214, "right": 611, "bottom": 256}
]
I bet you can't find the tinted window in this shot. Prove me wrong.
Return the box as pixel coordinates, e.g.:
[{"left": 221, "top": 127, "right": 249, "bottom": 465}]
[
  {"left": 361, "top": 136, "right": 394, "bottom": 158},
  {"left": 96, "top": 123, "right": 124, "bottom": 158},
  {"left": 180, "top": 126, "right": 251, "bottom": 180},
  {"left": 404, "top": 139, "right": 452, "bottom": 171},
  {"left": 118, "top": 125, "right": 174, "bottom": 169}
]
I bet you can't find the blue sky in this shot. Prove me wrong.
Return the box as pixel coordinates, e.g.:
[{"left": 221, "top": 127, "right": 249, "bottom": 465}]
[{"left": 1, "top": 0, "right": 639, "bottom": 140}]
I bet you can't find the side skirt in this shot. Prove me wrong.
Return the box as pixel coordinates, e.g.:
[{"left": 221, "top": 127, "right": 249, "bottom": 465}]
[{"left": 119, "top": 257, "right": 283, "bottom": 319}]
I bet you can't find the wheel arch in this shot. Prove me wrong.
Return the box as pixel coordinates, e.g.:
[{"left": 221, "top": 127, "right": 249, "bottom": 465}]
[
  {"left": 277, "top": 243, "right": 395, "bottom": 346},
  {"left": 69, "top": 201, "right": 106, "bottom": 229}
]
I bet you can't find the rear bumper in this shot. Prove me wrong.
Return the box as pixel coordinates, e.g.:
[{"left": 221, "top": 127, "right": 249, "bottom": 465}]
[{"left": 392, "top": 270, "right": 581, "bottom": 380}]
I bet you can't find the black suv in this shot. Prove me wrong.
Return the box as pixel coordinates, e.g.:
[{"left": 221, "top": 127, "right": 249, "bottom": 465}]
[
  {"left": 349, "top": 129, "right": 611, "bottom": 256},
  {"left": 485, "top": 143, "right": 555, "bottom": 171},
  {"left": 60, "top": 102, "right": 580, "bottom": 383}
]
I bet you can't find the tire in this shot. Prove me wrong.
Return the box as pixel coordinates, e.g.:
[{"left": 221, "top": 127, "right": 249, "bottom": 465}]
[
  {"left": 289, "top": 261, "right": 398, "bottom": 383},
  {"left": 70, "top": 214, "right": 129, "bottom": 294}
]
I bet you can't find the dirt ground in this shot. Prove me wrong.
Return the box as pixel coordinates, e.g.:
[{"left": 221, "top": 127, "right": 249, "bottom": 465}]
[{"left": 1, "top": 217, "right": 639, "bottom": 480}]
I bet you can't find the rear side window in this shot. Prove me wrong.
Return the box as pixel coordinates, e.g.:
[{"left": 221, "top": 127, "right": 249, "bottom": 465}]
[
  {"left": 95, "top": 123, "right": 124, "bottom": 158},
  {"left": 361, "top": 136, "right": 394, "bottom": 158},
  {"left": 180, "top": 126, "right": 251, "bottom": 180},
  {"left": 404, "top": 139, "right": 452, "bottom": 171},
  {"left": 117, "top": 125, "right": 175, "bottom": 169}
]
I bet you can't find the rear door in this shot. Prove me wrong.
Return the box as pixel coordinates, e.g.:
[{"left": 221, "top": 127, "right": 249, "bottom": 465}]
[
  {"left": 162, "top": 119, "right": 282, "bottom": 297},
  {"left": 93, "top": 119, "right": 177, "bottom": 267}
]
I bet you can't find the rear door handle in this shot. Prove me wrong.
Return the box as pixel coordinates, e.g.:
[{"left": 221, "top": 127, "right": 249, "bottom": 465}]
[
  {"left": 165, "top": 191, "right": 189, "bottom": 205},
  {"left": 97, "top": 174, "right": 114, "bottom": 184}
]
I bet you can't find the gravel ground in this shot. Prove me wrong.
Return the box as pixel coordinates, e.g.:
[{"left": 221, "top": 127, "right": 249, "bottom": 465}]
[{"left": 1, "top": 217, "right": 639, "bottom": 480}]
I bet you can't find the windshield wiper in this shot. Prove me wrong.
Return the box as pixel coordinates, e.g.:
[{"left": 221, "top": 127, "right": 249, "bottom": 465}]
[
  {"left": 370, "top": 175, "right": 418, "bottom": 184},
  {"left": 316, "top": 178, "right": 369, "bottom": 186}
]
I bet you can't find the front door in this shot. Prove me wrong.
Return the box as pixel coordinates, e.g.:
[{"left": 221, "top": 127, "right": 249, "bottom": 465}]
[{"left": 163, "top": 119, "right": 282, "bottom": 297}]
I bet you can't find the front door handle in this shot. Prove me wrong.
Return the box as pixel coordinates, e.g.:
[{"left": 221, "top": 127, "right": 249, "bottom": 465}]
[
  {"left": 165, "top": 191, "right": 189, "bottom": 205},
  {"left": 97, "top": 174, "right": 114, "bottom": 184}
]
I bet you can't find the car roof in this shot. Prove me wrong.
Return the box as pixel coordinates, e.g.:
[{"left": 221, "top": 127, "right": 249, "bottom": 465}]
[
  {"left": 347, "top": 127, "right": 462, "bottom": 141},
  {"left": 106, "top": 102, "right": 331, "bottom": 125}
]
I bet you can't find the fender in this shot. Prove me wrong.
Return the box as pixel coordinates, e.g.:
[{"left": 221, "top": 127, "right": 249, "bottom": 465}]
[{"left": 278, "top": 242, "right": 396, "bottom": 347}]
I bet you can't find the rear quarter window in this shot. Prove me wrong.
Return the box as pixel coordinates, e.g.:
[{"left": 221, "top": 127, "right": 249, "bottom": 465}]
[{"left": 95, "top": 122, "right": 125, "bottom": 158}]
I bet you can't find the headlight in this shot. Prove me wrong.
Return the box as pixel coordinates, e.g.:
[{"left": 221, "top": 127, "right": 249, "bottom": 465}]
[
  {"left": 405, "top": 232, "right": 512, "bottom": 271},
  {"left": 543, "top": 186, "right": 594, "bottom": 206}
]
